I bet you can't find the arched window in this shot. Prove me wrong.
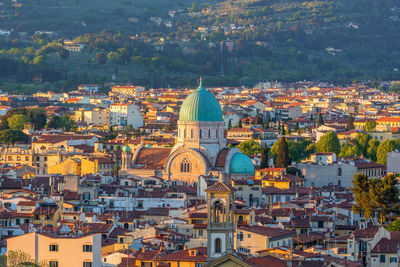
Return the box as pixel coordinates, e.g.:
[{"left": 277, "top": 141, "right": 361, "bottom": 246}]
[
  {"left": 191, "top": 129, "right": 193, "bottom": 138},
  {"left": 215, "top": 238, "right": 221, "bottom": 253},
  {"left": 338, "top": 167, "right": 342, "bottom": 176},
  {"left": 200, "top": 129, "right": 202, "bottom": 138},
  {"left": 184, "top": 129, "right": 187, "bottom": 138},
  {"left": 208, "top": 129, "right": 211, "bottom": 138},
  {"left": 213, "top": 201, "right": 225, "bottom": 223},
  {"left": 124, "top": 223, "right": 129, "bottom": 229},
  {"left": 180, "top": 158, "right": 191, "bottom": 173},
  {"left": 216, "top": 129, "right": 218, "bottom": 138}
]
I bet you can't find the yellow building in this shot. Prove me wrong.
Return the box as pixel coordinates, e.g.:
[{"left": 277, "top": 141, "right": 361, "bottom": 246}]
[
  {"left": 7, "top": 232, "right": 101, "bottom": 266},
  {"left": 158, "top": 246, "right": 207, "bottom": 267},
  {"left": 32, "top": 203, "right": 63, "bottom": 227},
  {"left": 255, "top": 168, "right": 286, "bottom": 179},
  {"left": 47, "top": 156, "right": 114, "bottom": 176},
  {"left": 261, "top": 174, "right": 305, "bottom": 189}
]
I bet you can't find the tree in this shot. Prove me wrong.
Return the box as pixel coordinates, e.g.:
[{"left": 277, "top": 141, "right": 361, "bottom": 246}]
[
  {"left": 96, "top": 52, "right": 107, "bottom": 64},
  {"left": 347, "top": 114, "right": 354, "bottom": 129},
  {"left": 315, "top": 131, "right": 340, "bottom": 154},
  {"left": 260, "top": 143, "right": 269, "bottom": 168},
  {"left": 0, "top": 129, "right": 29, "bottom": 144},
  {"left": 255, "top": 114, "right": 263, "bottom": 125},
  {"left": 365, "top": 121, "right": 376, "bottom": 132},
  {"left": 317, "top": 112, "right": 324, "bottom": 126},
  {"left": 60, "top": 114, "right": 77, "bottom": 131},
  {"left": 59, "top": 48, "right": 69, "bottom": 59},
  {"left": 351, "top": 173, "right": 400, "bottom": 225},
  {"left": 370, "top": 174, "right": 400, "bottom": 224},
  {"left": 28, "top": 108, "right": 47, "bottom": 130},
  {"left": 6, "top": 250, "right": 35, "bottom": 266},
  {"left": 280, "top": 124, "right": 286, "bottom": 136},
  {"left": 339, "top": 142, "right": 361, "bottom": 157},
  {"left": 275, "top": 137, "right": 290, "bottom": 168},
  {"left": 367, "top": 139, "right": 380, "bottom": 161},
  {"left": 351, "top": 173, "right": 375, "bottom": 223},
  {"left": 355, "top": 133, "right": 372, "bottom": 157},
  {"left": 377, "top": 139, "right": 400, "bottom": 165},
  {"left": 228, "top": 119, "right": 232, "bottom": 129},
  {"left": 7, "top": 114, "right": 29, "bottom": 130},
  {"left": 238, "top": 119, "right": 242, "bottom": 128},
  {"left": 46, "top": 116, "right": 62, "bottom": 129},
  {"left": 33, "top": 55, "right": 45, "bottom": 65},
  {"left": 387, "top": 220, "right": 400, "bottom": 232},
  {"left": 238, "top": 139, "right": 262, "bottom": 156}
]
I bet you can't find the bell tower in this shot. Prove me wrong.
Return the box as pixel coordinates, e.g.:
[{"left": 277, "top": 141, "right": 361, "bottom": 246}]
[{"left": 205, "top": 176, "right": 236, "bottom": 260}]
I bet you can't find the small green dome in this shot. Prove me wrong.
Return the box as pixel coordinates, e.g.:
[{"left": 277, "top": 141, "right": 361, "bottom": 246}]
[
  {"left": 179, "top": 79, "right": 223, "bottom": 122},
  {"left": 230, "top": 153, "right": 255, "bottom": 174},
  {"left": 122, "top": 145, "right": 131, "bottom": 153}
]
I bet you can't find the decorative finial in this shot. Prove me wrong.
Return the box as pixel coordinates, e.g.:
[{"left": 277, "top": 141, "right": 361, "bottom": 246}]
[
  {"left": 197, "top": 77, "right": 205, "bottom": 91},
  {"left": 219, "top": 172, "right": 223, "bottom": 183}
]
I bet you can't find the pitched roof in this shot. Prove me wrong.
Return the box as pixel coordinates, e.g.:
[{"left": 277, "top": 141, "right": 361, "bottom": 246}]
[
  {"left": 158, "top": 247, "right": 207, "bottom": 262},
  {"left": 239, "top": 226, "right": 294, "bottom": 238},
  {"left": 204, "top": 182, "right": 236, "bottom": 193},
  {"left": 135, "top": 148, "right": 172, "bottom": 169},
  {"left": 371, "top": 238, "right": 400, "bottom": 254}
]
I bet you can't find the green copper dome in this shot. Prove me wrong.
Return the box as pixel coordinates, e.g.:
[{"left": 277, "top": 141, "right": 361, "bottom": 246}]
[
  {"left": 179, "top": 79, "right": 223, "bottom": 122},
  {"left": 230, "top": 153, "right": 255, "bottom": 174}
]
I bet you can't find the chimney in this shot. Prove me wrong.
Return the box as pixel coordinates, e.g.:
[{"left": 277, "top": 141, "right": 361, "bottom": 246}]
[{"left": 141, "top": 246, "right": 146, "bottom": 252}]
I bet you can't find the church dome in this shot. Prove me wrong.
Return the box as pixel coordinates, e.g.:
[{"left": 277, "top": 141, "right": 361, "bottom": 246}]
[
  {"left": 122, "top": 145, "right": 131, "bottom": 153},
  {"left": 229, "top": 153, "right": 255, "bottom": 174},
  {"left": 179, "top": 80, "right": 223, "bottom": 122}
]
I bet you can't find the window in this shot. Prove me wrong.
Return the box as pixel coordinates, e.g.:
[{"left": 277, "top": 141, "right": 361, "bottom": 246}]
[
  {"left": 195, "top": 263, "right": 203, "bottom": 267},
  {"left": 180, "top": 158, "right": 191, "bottom": 173},
  {"left": 83, "top": 262, "right": 92, "bottom": 267},
  {"left": 338, "top": 168, "right": 342, "bottom": 176},
  {"left": 390, "top": 257, "right": 397, "bottom": 263},
  {"left": 208, "top": 129, "right": 211, "bottom": 138},
  {"left": 215, "top": 238, "right": 221, "bottom": 253},
  {"left": 49, "top": 244, "right": 58, "bottom": 251},
  {"left": 198, "top": 230, "right": 203, "bottom": 236},
  {"left": 191, "top": 129, "right": 193, "bottom": 138},
  {"left": 49, "top": 261, "right": 58, "bottom": 267},
  {"left": 247, "top": 234, "right": 251, "bottom": 238},
  {"left": 83, "top": 244, "right": 92, "bottom": 252},
  {"left": 380, "top": 255, "right": 385, "bottom": 263},
  {"left": 200, "top": 129, "right": 202, "bottom": 138}
]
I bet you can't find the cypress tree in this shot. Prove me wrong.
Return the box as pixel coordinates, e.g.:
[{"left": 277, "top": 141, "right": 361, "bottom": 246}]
[
  {"left": 294, "top": 121, "right": 299, "bottom": 132},
  {"left": 260, "top": 143, "right": 269, "bottom": 168},
  {"left": 238, "top": 119, "right": 242, "bottom": 128},
  {"left": 347, "top": 114, "right": 354, "bottom": 130},
  {"left": 276, "top": 137, "right": 290, "bottom": 168},
  {"left": 228, "top": 119, "right": 232, "bottom": 129},
  {"left": 281, "top": 124, "right": 286, "bottom": 136},
  {"left": 317, "top": 112, "right": 324, "bottom": 126}
]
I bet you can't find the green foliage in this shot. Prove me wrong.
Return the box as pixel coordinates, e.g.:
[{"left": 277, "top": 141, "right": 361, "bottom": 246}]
[
  {"left": 377, "top": 139, "right": 400, "bottom": 165},
  {"left": 351, "top": 173, "right": 400, "bottom": 225},
  {"left": 367, "top": 139, "right": 380, "bottom": 161},
  {"left": 0, "top": 129, "right": 29, "bottom": 144},
  {"left": 96, "top": 52, "right": 107, "bottom": 64},
  {"left": 275, "top": 137, "right": 290, "bottom": 168},
  {"left": 347, "top": 114, "right": 354, "bottom": 130},
  {"left": 7, "top": 114, "right": 29, "bottom": 130},
  {"left": 260, "top": 143, "right": 269, "bottom": 168},
  {"left": 46, "top": 114, "right": 77, "bottom": 131},
  {"left": 59, "top": 48, "right": 70, "bottom": 59},
  {"left": 316, "top": 131, "right": 340, "bottom": 154},
  {"left": 365, "top": 121, "right": 376, "bottom": 132},
  {"left": 238, "top": 139, "right": 262, "bottom": 156},
  {"left": 339, "top": 142, "right": 361, "bottom": 157},
  {"left": 317, "top": 113, "right": 324, "bottom": 126},
  {"left": 271, "top": 139, "right": 313, "bottom": 163},
  {"left": 387, "top": 220, "right": 400, "bottom": 232},
  {"left": 27, "top": 108, "right": 47, "bottom": 130}
]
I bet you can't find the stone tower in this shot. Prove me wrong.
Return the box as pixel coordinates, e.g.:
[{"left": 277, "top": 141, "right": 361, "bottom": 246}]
[{"left": 205, "top": 177, "right": 236, "bottom": 260}]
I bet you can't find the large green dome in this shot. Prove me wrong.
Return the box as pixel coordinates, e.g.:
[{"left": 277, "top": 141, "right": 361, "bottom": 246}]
[
  {"left": 230, "top": 153, "right": 255, "bottom": 174},
  {"left": 179, "top": 80, "right": 223, "bottom": 122}
]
